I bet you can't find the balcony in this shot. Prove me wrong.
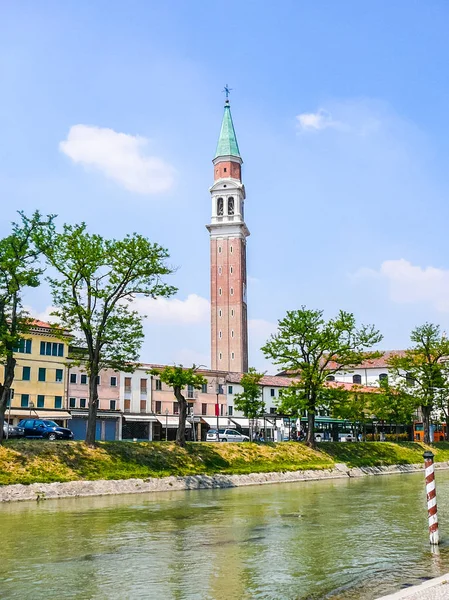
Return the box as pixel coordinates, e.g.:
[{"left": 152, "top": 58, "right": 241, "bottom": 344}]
[{"left": 187, "top": 391, "right": 198, "bottom": 400}]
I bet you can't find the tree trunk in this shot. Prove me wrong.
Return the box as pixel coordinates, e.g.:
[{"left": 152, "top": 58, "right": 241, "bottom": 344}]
[
  {"left": 422, "top": 405, "right": 432, "bottom": 445},
  {"left": 175, "top": 387, "right": 187, "bottom": 447},
  {"left": 306, "top": 411, "right": 315, "bottom": 448},
  {"left": 0, "top": 354, "right": 16, "bottom": 444},
  {"left": 85, "top": 370, "right": 99, "bottom": 446}
]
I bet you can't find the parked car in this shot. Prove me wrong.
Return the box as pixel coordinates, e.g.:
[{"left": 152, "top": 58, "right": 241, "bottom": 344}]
[
  {"left": 206, "top": 428, "right": 250, "bottom": 442},
  {"left": 2, "top": 422, "right": 24, "bottom": 439},
  {"left": 17, "top": 419, "right": 74, "bottom": 441}
]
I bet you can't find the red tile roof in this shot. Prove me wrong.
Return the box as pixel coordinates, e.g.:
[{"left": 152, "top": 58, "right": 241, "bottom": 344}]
[
  {"left": 277, "top": 350, "right": 407, "bottom": 375},
  {"left": 29, "top": 319, "right": 52, "bottom": 328}
]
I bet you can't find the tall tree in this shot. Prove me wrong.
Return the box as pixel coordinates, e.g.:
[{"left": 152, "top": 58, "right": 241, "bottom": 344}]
[
  {"left": 150, "top": 365, "right": 207, "bottom": 446},
  {"left": 262, "top": 307, "right": 382, "bottom": 447},
  {"left": 35, "top": 222, "right": 176, "bottom": 446},
  {"left": 387, "top": 323, "right": 449, "bottom": 444},
  {"left": 371, "top": 378, "right": 416, "bottom": 440},
  {"left": 233, "top": 368, "right": 265, "bottom": 441},
  {"left": 0, "top": 211, "right": 54, "bottom": 443}
]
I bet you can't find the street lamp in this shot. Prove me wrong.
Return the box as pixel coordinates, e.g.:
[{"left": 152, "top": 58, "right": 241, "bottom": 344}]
[{"left": 165, "top": 408, "right": 169, "bottom": 441}]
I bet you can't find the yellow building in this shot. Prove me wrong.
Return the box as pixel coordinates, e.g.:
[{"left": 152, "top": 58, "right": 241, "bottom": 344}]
[{"left": 5, "top": 320, "right": 71, "bottom": 425}]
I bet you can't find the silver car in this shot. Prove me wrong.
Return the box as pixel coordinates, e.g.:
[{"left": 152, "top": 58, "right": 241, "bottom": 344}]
[{"left": 206, "top": 428, "right": 250, "bottom": 442}]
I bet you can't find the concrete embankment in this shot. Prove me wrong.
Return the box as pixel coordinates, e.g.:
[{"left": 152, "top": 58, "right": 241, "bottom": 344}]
[
  {"left": 2, "top": 461, "right": 449, "bottom": 503},
  {"left": 377, "top": 572, "right": 449, "bottom": 599}
]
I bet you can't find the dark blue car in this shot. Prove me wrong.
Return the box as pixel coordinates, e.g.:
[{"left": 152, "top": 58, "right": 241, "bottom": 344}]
[{"left": 18, "top": 419, "right": 74, "bottom": 441}]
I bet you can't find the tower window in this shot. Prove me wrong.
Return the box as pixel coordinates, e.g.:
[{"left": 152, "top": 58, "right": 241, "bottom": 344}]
[
  {"left": 231, "top": 309, "right": 234, "bottom": 317},
  {"left": 219, "top": 331, "right": 222, "bottom": 339},
  {"left": 217, "top": 197, "right": 224, "bottom": 216},
  {"left": 218, "top": 267, "right": 222, "bottom": 275},
  {"left": 219, "top": 353, "right": 222, "bottom": 360},
  {"left": 228, "top": 197, "right": 234, "bottom": 215},
  {"left": 230, "top": 246, "right": 233, "bottom": 253},
  {"left": 230, "top": 266, "right": 233, "bottom": 274},
  {"left": 224, "top": 167, "right": 227, "bottom": 173},
  {"left": 219, "top": 309, "right": 222, "bottom": 317},
  {"left": 218, "top": 246, "right": 222, "bottom": 254},
  {"left": 230, "top": 288, "right": 234, "bottom": 295},
  {"left": 219, "top": 288, "right": 222, "bottom": 296},
  {"left": 231, "top": 352, "right": 235, "bottom": 359},
  {"left": 231, "top": 330, "right": 234, "bottom": 338}
]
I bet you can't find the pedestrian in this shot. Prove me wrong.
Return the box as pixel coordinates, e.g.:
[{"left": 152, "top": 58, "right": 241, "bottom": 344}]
[{"left": 358, "top": 432, "right": 362, "bottom": 442}]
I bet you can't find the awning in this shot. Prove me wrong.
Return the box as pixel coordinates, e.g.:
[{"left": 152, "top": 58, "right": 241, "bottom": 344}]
[
  {"left": 155, "top": 416, "right": 191, "bottom": 429},
  {"left": 230, "top": 417, "right": 276, "bottom": 429},
  {"left": 7, "top": 409, "right": 72, "bottom": 420},
  {"left": 201, "top": 417, "right": 233, "bottom": 428},
  {"left": 71, "top": 410, "right": 120, "bottom": 420},
  {"left": 123, "top": 414, "right": 158, "bottom": 422}
]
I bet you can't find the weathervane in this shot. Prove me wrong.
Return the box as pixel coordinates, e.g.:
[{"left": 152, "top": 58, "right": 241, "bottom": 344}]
[{"left": 222, "top": 84, "right": 232, "bottom": 99}]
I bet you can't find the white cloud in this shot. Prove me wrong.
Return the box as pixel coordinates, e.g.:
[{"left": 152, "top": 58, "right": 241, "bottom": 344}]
[
  {"left": 135, "top": 293, "right": 210, "bottom": 324},
  {"left": 296, "top": 109, "right": 343, "bottom": 132},
  {"left": 59, "top": 125, "right": 175, "bottom": 194},
  {"left": 24, "top": 305, "right": 58, "bottom": 324},
  {"left": 355, "top": 259, "right": 449, "bottom": 312}
]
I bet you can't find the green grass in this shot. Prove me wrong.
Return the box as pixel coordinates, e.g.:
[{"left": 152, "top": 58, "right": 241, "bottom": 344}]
[{"left": 0, "top": 440, "right": 447, "bottom": 486}]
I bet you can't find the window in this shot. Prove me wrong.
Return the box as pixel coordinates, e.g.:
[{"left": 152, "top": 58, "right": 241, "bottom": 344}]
[
  {"left": 230, "top": 288, "right": 234, "bottom": 295},
  {"left": 70, "top": 373, "right": 77, "bottom": 384},
  {"left": 218, "top": 267, "right": 222, "bottom": 275},
  {"left": 326, "top": 375, "right": 335, "bottom": 382},
  {"left": 228, "top": 385, "right": 233, "bottom": 394},
  {"left": 406, "top": 373, "right": 415, "bottom": 386},
  {"left": 218, "top": 384, "right": 224, "bottom": 395},
  {"left": 140, "top": 379, "right": 147, "bottom": 393},
  {"left": 219, "top": 309, "right": 222, "bottom": 317},
  {"left": 379, "top": 373, "right": 388, "bottom": 382},
  {"left": 21, "top": 394, "right": 29, "bottom": 407},
  {"left": 231, "top": 309, "right": 234, "bottom": 317},
  {"left": 124, "top": 377, "right": 131, "bottom": 391},
  {"left": 16, "top": 339, "right": 32, "bottom": 354},
  {"left": 81, "top": 374, "right": 87, "bottom": 385},
  {"left": 219, "top": 331, "right": 222, "bottom": 339},
  {"left": 231, "top": 352, "right": 234, "bottom": 359},
  {"left": 110, "top": 400, "right": 116, "bottom": 410},
  {"left": 110, "top": 376, "right": 117, "bottom": 387},
  {"left": 218, "top": 246, "right": 222, "bottom": 254},
  {"left": 56, "top": 369, "right": 63, "bottom": 383},
  {"left": 69, "top": 397, "right": 76, "bottom": 409},
  {"left": 80, "top": 398, "right": 87, "bottom": 409},
  {"left": 54, "top": 396, "right": 62, "bottom": 409},
  {"left": 37, "top": 395, "right": 45, "bottom": 408},
  {"left": 228, "top": 406, "right": 233, "bottom": 416},
  {"left": 270, "top": 388, "right": 275, "bottom": 397},
  {"left": 140, "top": 400, "right": 147, "bottom": 412},
  {"left": 223, "top": 167, "right": 227, "bottom": 173},
  {"left": 219, "top": 352, "right": 222, "bottom": 360},
  {"left": 96, "top": 376, "right": 101, "bottom": 385},
  {"left": 155, "top": 379, "right": 162, "bottom": 391},
  {"left": 228, "top": 197, "right": 234, "bottom": 215},
  {"left": 173, "top": 402, "right": 179, "bottom": 414},
  {"left": 217, "top": 197, "right": 224, "bottom": 216},
  {"left": 220, "top": 404, "right": 225, "bottom": 416},
  {"left": 124, "top": 399, "right": 130, "bottom": 411},
  {"left": 38, "top": 368, "right": 46, "bottom": 382},
  {"left": 155, "top": 401, "right": 162, "bottom": 414},
  {"left": 231, "top": 330, "right": 234, "bottom": 338},
  {"left": 353, "top": 374, "right": 362, "bottom": 384},
  {"left": 40, "top": 341, "right": 64, "bottom": 357},
  {"left": 270, "top": 407, "right": 276, "bottom": 414},
  {"left": 230, "top": 246, "right": 233, "bottom": 253},
  {"left": 219, "top": 288, "right": 222, "bottom": 296},
  {"left": 230, "top": 266, "right": 233, "bottom": 274},
  {"left": 202, "top": 403, "right": 207, "bottom": 415},
  {"left": 22, "top": 366, "right": 31, "bottom": 381},
  {"left": 201, "top": 383, "right": 208, "bottom": 393}
]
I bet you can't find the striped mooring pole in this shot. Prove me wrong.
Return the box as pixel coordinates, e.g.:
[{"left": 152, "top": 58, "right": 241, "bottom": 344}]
[{"left": 424, "top": 450, "right": 439, "bottom": 546}]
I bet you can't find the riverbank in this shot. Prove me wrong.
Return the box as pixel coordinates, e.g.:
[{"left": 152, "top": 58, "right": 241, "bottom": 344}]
[
  {"left": 1, "top": 440, "right": 449, "bottom": 503},
  {"left": 2, "top": 440, "right": 449, "bottom": 487},
  {"left": 377, "top": 572, "right": 449, "bottom": 599}
]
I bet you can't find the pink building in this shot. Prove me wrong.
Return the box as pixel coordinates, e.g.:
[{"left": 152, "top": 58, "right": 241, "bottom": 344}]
[{"left": 67, "top": 366, "right": 121, "bottom": 441}]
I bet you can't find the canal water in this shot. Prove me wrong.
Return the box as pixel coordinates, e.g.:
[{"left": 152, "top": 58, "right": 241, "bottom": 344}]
[{"left": 1, "top": 471, "right": 449, "bottom": 599}]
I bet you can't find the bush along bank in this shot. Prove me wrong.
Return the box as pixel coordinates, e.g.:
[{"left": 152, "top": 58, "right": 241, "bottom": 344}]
[{"left": 1, "top": 440, "right": 449, "bottom": 487}]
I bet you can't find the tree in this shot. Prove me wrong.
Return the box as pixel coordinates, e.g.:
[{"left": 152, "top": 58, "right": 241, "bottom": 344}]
[
  {"left": 150, "top": 365, "right": 207, "bottom": 446},
  {"left": 233, "top": 368, "right": 265, "bottom": 441},
  {"left": 332, "top": 387, "right": 371, "bottom": 439},
  {"left": 370, "top": 378, "right": 416, "bottom": 440},
  {"left": 387, "top": 323, "right": 449, "bottom": 444},
  {"left": 35, "top": 222, "right": 176, "bottom": 446},
  {"left": 0, "top": 211, "right": 54, "bottom": 443},
  {"left": 262, "top": 307, "right": 382, "bottom": 447}
]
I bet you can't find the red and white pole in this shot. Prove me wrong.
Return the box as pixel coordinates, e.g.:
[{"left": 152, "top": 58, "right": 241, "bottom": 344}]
[{"left": 424, "top": 450, "right": 439, "bottom": 546}]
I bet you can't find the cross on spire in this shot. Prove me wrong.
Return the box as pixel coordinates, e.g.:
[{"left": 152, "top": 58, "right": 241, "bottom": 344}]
[{"left": 222, "top": 84, "right": 232, "bottom": 99}]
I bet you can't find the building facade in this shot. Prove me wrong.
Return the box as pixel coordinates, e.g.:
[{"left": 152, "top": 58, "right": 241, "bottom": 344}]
[
  {"left": 207, "top": 98, "right": 249, "bottom": 373},
  {"left": 4, "top": 320, "right": 71, "bottom": 425}
]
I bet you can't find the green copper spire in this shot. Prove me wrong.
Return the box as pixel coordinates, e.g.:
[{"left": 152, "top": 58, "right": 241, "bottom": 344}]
[{"left": 214, "top": 100, "right": 241, "bottom": 159}]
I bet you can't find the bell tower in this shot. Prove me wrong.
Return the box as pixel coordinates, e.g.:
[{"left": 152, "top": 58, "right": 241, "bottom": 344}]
[{"left": 207, "top": 92, "right": 249, "bottom": 373}]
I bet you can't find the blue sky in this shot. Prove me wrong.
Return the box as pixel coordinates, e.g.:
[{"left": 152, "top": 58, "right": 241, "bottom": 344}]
[{"left": 2, "top": 1, "right": 449, "bottom": 371}]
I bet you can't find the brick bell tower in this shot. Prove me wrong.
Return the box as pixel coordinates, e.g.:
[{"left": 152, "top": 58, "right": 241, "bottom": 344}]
[{"left": 207, "top": 91, "right": 249, "bottom": 373}]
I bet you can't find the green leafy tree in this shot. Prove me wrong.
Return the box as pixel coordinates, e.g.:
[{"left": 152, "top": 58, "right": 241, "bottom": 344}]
[
  {"left": 0, "top": 211, "right": 54, "bottom": 443},
  {"left": 150, "top": 365, "right": 207, "bottom": 446},
  {"left": 370, "top": 378, "right": 416, "bottom": 440},
  {"left": 262, "top": 307, "right": 382, "bottom": 447},
  {"left": 387, "top": 323, "right": 449, "bottom": 444},
  {"left": 35, "top": 222, "right": 176, "bottom": 446},
  {"left": 331, "top": 387, "right": 371, "bottom": 439},
  {"left": 233, "top": 368, "right": 265, "bottom": 440}
]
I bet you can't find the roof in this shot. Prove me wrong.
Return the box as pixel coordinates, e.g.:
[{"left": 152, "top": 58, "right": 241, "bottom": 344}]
[
  {"left": 277, "top": 350, "right": 407, "bottom": 375},
  {"left": 226, "top": 372, "right": 293, "bottom": 387},
  {"left": 29, "top": 319, "right": 52, "bottom": 328},
  {"left": 215, "top": 101, "right": 241, "bottom": 159}
]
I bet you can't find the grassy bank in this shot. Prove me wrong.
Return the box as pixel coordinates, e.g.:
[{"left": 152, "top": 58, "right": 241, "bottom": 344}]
[{"left": 0, "top": 440, "right": 448, "bottom": 486}]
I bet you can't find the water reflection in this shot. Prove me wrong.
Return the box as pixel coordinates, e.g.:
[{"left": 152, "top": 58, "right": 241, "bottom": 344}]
[{"left": 1, "top": 472, "right": 449, "bottom": 599}]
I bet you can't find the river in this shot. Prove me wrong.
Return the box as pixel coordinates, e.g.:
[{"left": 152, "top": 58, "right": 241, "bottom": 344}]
[{"left": 1, "top": 471, "right": 449, "bottom": 599}]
